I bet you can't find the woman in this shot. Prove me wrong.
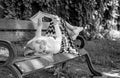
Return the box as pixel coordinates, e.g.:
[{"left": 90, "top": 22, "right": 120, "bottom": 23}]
[{"left": 24, "top": 16, "right": 62, "bottom": 62}]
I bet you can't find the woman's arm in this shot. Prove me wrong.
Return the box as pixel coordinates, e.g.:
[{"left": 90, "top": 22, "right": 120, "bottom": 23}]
[
  {"left": 25, "top": 18, "right": 43, "bottom": 48},
  {"left": 35, "top": 18, "right": 43, "bottom": 37}
]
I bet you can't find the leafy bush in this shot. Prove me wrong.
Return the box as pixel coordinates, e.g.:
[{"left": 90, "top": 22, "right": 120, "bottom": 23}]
[{"left": 0, "top": 0, "right": 120, "bottom": 40}]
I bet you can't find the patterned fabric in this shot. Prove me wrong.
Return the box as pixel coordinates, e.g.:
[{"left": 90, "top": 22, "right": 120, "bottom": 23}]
[
  {"left": 60, "top": 19, "right": 77, "bottom": 54},
  {"left": 45, "top": 18, "right": 78, "bottom": 54},
  {"left": 45, "top": 22, "right": 56, "bottom": 38}
]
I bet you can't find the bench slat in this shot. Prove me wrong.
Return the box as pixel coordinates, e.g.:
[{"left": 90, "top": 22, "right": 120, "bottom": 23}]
[{"left": 14, "top": 52, "right": 78, "bottom": 74}]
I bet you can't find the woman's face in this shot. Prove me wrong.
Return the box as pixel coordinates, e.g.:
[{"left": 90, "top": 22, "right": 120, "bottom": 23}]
[{"left": 35, "top": 40, "right": 47, "bottom": 53}]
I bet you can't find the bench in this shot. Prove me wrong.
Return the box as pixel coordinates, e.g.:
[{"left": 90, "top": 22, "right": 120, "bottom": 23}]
[{"left": 0, "top": 15, "right": 102, "bottom": 78}]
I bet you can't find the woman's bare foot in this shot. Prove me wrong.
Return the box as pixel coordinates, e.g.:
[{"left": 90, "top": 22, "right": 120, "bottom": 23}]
[{"left": 72, "top": 27, "right": 83, "bottom": 40}]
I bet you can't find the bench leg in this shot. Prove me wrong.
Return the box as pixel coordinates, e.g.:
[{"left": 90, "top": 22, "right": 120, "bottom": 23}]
[
  {"left": 84, "top": 54, "right": 102, "bottom": 76},
  {"left": 0, "top": 65, "right": 22, "bottom": 78},
  {"left": 0, "top": 40, "right": 16, "bottom": 66}
]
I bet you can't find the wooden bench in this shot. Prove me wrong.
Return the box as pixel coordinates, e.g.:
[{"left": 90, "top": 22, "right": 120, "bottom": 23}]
[{"left": 0, "top": 19, "right": 102, "bottom": 78}]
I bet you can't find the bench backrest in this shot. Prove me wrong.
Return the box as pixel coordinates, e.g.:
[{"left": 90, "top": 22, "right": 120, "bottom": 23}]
[{"left": 0, "top": 19, "right": 50, "bottom": 42}]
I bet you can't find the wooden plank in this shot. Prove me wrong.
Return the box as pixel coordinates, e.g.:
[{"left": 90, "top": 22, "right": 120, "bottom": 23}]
[
  {"left": 0, "top": 19, "right": 50, "bottom": 41},
  {"left": 0, "top": 19, "right": 49, "bottom": 30},
  {"left": 0, "top": 19, "right": 34, "bottom": 29},
  {"left": 0, "top": 19, "right": 34, "bottom": 41},
  {"left": 14, "top": 52, "right": 79, "bottom": 74}
]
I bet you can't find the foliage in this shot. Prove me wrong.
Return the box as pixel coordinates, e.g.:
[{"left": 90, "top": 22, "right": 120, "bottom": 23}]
[
  {"left": 0, "top": 0, "right": 120, "bottom": 40},
  {"left": 0, "top": 0, "right": 98, "bottom": 25}
]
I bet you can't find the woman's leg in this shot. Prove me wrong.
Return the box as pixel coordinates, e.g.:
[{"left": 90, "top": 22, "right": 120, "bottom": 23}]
[
  {"left": 65, "top": 21, "right": 83, "bottom": 40},
  {"left": 52, "top": 16, "right": 62, "bottom": 46}
]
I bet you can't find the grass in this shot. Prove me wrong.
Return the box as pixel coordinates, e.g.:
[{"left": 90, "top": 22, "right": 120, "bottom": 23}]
[
  {"left": 0, "top": 39, "right": 120, "bottom": 78},
  {"left": 85, "top": 39, "right": 120, "bottom": 69}
]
